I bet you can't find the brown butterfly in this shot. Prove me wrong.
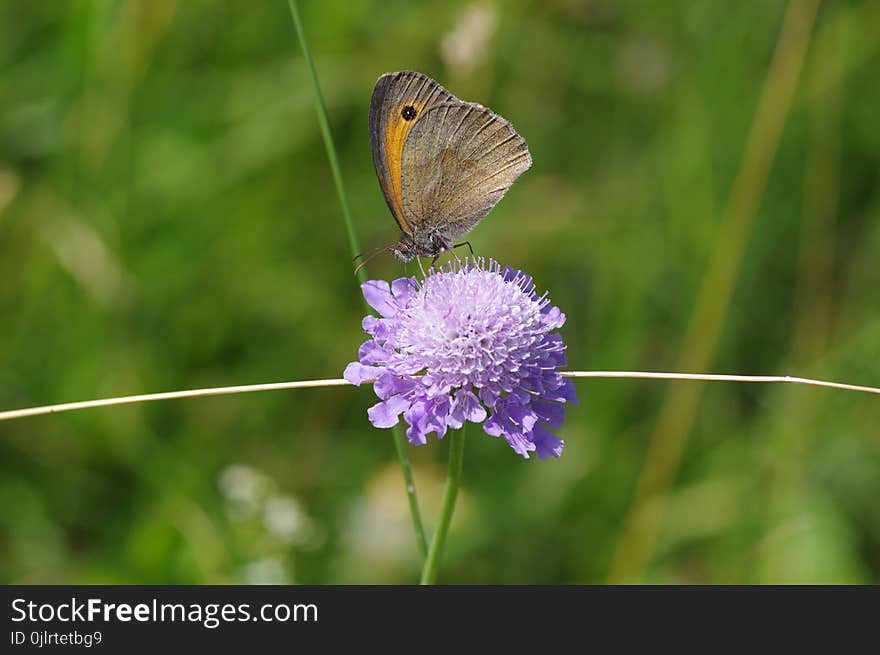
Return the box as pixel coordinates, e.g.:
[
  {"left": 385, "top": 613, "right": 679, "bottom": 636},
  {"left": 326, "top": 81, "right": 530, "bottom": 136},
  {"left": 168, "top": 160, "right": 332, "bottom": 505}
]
[{"left": 363, "top": 71, "right": 531, "bottom": 266}]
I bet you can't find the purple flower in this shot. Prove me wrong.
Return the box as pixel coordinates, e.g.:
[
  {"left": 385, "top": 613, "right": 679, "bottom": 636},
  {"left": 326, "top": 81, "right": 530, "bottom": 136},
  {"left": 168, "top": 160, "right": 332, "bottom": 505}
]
[{"left": 344, "top": 259, "right": 577, "bottom": 459}]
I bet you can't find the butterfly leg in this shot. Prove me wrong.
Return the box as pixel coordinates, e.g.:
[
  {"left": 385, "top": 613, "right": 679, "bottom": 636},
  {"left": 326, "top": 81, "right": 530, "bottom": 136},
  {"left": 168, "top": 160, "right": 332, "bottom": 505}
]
[
  {"left": 429, "top": 238, "right": 454, "bottom": 269},
  {"left": 452, "top": 241, "right": 475, "bottom": 258}
]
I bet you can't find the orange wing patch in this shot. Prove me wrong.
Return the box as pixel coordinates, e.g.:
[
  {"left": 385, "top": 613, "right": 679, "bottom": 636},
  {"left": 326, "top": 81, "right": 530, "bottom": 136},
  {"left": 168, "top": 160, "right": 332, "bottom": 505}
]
[{"left": 383, "top": 103, "right": 427, "bottom": 235}]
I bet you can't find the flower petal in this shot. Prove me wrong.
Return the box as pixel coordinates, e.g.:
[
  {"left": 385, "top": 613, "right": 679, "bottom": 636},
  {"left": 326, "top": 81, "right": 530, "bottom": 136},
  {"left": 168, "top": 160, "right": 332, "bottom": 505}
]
[
  {"left": 361, "top": 279, "right": 397, "bottom": 317},
  {"left": 362, "top": 315, "right": 390, "bottom": 341},
  {"left": 426, "top": 396, "right": 451, "bottom": 439},
  {"left": 406, "top": 421, "right": 428, "bottom": 445},
  {"left": 343, "top": 362, "right": 377, "bottom": 386},
  {"left": 542, "top": 306, "right": 565, "bottom": 328},
  {"left": 367, "top": 394, "right": 411, "bottom": 428},
  {"left": 448, "top": 388, "right": 487, "bottom": 428},
  {"left": 479, "top": 386, "right": 498, "bottom": 408},
  {"left": 533, "top": 400, "right": 565, "bottom": 429},
  {"left": 504, "top": 397, "right": 537, "bottom": 432},
  {"left": 373, "top": 373, "right": 417, "bottom": 400},
  {"left": 483, "top": 413, "right": 503, "bottom": 437},
  {"left": 531, "top": 424, "right": 564, "bottom": 459},
  {"left": 504, "top": 431, "right": 536, "bottom": 459},
  {"left": 358, "top": 340, "right": 391, "bottom": 365},
  {"left": 403, "top": 400, "right": 429, "bottom": 445},
  {"left": 558, "top": 378, "right": 579, "bottom": 405},
  {"left": 391, "top": 276, "right": 418, "bottom": 305}
]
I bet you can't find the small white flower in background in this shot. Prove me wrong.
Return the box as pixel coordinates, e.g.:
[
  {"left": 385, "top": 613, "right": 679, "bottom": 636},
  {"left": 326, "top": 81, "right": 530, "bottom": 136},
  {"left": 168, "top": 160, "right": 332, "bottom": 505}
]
[
  {"left": 219, "top": 464, "right": 269, "bottom": 520},
  {"left": 441, "top": 3, "right": 498, "bottom": 77},
  {"left": 263, "top": 495, "right": 315, "bottom": 546},
  {"left": 239, "top": 557, "right": 289, "bottom": 585}
]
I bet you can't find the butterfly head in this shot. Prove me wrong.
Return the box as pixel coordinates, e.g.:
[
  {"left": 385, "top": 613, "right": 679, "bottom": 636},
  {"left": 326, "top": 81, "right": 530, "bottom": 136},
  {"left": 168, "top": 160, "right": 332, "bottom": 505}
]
[
  {"left": 392, "top": 234, "right": 418, "bottom": 263},
  {"left": 393, "top": 230, "right": 450, "bottom": 263}
]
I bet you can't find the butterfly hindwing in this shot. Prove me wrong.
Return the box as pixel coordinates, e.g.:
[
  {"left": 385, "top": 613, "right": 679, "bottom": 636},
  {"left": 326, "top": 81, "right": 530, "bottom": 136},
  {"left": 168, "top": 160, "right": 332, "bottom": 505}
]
[{"left": 400, "top": 101, "right": 531, "bottom": 239}]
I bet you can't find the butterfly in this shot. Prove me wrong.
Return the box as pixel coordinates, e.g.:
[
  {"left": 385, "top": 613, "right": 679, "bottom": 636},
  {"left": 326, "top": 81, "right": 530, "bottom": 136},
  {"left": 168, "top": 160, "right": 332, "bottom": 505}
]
[{"left": 364, "top": 70, "right": 531, "bottom": 267}]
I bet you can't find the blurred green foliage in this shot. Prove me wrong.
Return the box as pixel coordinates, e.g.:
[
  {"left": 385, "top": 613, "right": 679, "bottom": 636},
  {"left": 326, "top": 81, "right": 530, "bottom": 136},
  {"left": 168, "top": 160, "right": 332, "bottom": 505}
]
[{"left": 1, "top": 0, "right": 878, "bottom": 584}]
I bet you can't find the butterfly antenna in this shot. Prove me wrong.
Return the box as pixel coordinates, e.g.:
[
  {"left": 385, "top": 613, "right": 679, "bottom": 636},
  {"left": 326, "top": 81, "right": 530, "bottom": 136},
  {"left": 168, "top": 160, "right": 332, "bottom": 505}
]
[
  {"left": 353, "top": 243, "right": 387, "bottom": 264},
  {"left": 353, "top": 246, "right": 392, "bottom": 277}
]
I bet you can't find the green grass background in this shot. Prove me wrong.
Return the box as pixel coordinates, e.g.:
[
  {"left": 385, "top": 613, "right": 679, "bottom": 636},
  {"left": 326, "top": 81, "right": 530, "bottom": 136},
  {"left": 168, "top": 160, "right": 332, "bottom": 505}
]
[{"left": 1, "top": 0, "right": 878, "bottom": 583}]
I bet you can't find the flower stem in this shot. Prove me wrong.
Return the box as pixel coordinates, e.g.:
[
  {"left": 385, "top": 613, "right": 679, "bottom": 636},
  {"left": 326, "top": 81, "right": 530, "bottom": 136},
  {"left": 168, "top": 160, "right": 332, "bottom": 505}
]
[
  {"left": 4, "top": 370, "right": 876, "bottom": 422},
  {"left": 286, "top": 0, "right": 363, "bottom": 280},
  {"left": 392, "top": 427, "right": 429, "bottom": 561},
  {"left": 285, "top": 0, "right": 427, "bottom": 561},
  {"left": 420, "top": 427, "right": 466, "bottom": 585},
  {"left": 560, "top": 371, "right": 880, "bottom": 395},
  {"left": 0, "top": 379, "right": 351, "bottom": 421}
]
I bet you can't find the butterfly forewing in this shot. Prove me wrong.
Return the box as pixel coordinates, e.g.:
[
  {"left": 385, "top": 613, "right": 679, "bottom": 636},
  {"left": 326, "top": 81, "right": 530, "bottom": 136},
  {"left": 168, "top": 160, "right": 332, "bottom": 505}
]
[
  {"left": 399, "top": 101, "right": 531, "bottom": 240},
  {"left": 368, "top": 71, "right": 456, "bottom": 235}
]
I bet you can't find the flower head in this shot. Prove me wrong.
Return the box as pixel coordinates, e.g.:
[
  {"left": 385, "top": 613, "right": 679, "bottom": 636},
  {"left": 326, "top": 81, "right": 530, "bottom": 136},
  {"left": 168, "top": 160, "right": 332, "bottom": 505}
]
[{"left": 345, "top": 259, "right": 577, "bottom": 459}]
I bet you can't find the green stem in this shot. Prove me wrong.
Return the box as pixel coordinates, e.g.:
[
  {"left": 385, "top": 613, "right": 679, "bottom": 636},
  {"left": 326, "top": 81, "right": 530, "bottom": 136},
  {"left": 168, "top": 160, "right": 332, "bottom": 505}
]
[
  {"left": 392, "top": 424, "right": 429, "bottom": 561},
  {"left": 420, "top": 427, "right": 466, "bottom": 585},
  {"left": 286, "top": 0, "right": 362, "bottom": 277},
  {"left": 286, "top": 0, "right": 428, "bottom": 562}
]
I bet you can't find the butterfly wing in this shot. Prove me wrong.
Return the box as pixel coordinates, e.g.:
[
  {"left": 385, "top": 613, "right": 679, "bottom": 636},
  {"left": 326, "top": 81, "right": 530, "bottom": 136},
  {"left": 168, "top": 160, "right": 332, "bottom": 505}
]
[
  {"left": 399, "top": 101, "right": 531, "bottom": 241},
  {"left": 368, "top": 71, "right": 456, "bottom": 236}
]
